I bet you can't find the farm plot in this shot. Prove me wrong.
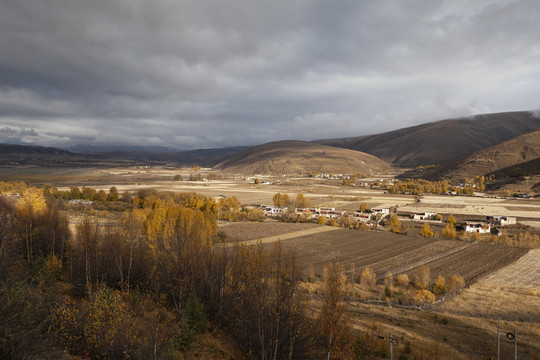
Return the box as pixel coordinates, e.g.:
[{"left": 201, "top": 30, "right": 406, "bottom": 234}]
[
  {"left": 276, "top": 229, "right": 465, "bottom": 277},
  {"left": 400, "top": 243, "right": 528, "bottom": 286},
  {"left": 217, "top": 221, "right": 320, "bottom": 242},
  {"left": 437, "top": 249, "right": 540, "bottom": 322}
]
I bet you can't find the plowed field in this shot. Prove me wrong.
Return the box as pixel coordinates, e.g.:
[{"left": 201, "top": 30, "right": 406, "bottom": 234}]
[
  {"left": 276, "top": 229, "right": 463, "bottom": 276},
  {"left": 401, "top": 243, "right": 528, "bottom": 286}
]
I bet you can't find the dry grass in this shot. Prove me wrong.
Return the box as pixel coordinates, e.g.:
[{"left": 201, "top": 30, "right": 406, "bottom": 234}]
[{"left": 437, "top": 249, "right": 540, "bottom": 322}]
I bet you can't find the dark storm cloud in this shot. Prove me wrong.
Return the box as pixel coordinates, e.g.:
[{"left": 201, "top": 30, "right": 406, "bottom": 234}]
[{"left": 1, "top": 0, "right": 540, "bottom": 149}]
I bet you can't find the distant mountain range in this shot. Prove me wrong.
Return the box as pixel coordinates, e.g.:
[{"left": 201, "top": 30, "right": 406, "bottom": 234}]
[
  {"left": 213, "top": 140, "right": 389, "bottom": 174},
  {"left": 2, "top": 111, "right": 540, "bottom": 187}
]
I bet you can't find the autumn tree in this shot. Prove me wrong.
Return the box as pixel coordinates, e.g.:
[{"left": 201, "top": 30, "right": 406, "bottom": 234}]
[
  {"left": 107, "top": 186, "right": 119, "bottom": 201},
  {"left": 95, "top": 189, "right": 107, "bottom": 203},
  {"left": 447, "top": 213, "right": 457, "bottom": 225},
  {"left": 419, "top": 223, "right": 434, "bottom": 237},
  {"left": 414, "top": 264, "right": 430, "bottom": 289},
  {"left": 295, "top": 193, "right": 310, "bottom": 208},
  {"left": 273, "top": 193, "right": 291, "bottom": 208},
  {"left": 15, "top": 187, "right": 48, "bottom": 262},
  {"left": 396, "top": 274, "right": 410, "bottom": 288},
  {"left": 448, "top": 274, "right": 465, "bottom": 293},
  {"left": 319, "top": 262, "right": 352, "bottom": 359},
  {"left": 390, "top": 213, "right": 401, "bottom": 233},
  {"left": 441, "top": 223, "right": 457, "bottom": 239},
  {"left": 414, "top": 289, "right": 436, "bottom": 304},
  {"left": 433, "top": 275, "right": 446, "bottom": 295},
  {"left": 360, "top": 267, "right": 376, "bottom": 287}
]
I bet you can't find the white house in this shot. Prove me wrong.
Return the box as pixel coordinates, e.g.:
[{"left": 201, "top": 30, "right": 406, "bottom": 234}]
[
  {"left": 409, "top": 211, "right": 437, "bottom": 220},
  {"left": 371, "top": 208, "right": 390, "bottom": 214},
  {"left": 351, "top": 212, "right": 372, "bottom": 223},
  {"left": 486, "top": 215, "right": 517, "bottom": 226},
  {"left": 464, "top": 221, "right": 491, "bottom": 234},
  {"left": 261, "top": 205, "right": 286, "bottom": 217}
]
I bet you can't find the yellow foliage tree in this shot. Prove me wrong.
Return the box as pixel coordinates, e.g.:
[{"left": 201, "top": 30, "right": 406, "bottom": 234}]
[
  {"left": 360, "top": 267, "right": 376, "bottom": 287},
  {"left": 414, "top": 264, "right": 430, "bottom": 289},
  {"left": 433, "top": 275, "right": 446, "bottom": 295},
  {"left": 441, "top": 223, "right": 457, "bottom": 239},
  {"left": 390, "top": 214, "right": 401, "bottom": 233},
  {"left": 295, "top": 193, "right": 310, "bottom": 208},
  {"left": 414, "top": 289, "right": 436, "bottom": 304},
  {"left": 419, "top": 223, "right": 434, "bottom": 237},
  {"left": 396, "top": 274, "right": 410, "bottom": 288},
  {"left": 448, "top": 274, "right": 465, "bottom": 293}
]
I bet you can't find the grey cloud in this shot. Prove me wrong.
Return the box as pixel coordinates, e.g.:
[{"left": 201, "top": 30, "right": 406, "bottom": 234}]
[{"left": 1, "top": 0, "right": 540, "bottom": 150}]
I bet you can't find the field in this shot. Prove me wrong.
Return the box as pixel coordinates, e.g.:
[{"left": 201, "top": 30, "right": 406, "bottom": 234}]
[
  {"left": 401, "top": 243, "right": 528, "bottom": 286},
  {"left": 217, "top": 221, "right": 320, "bottom": 242},
  {"left": 2, "top": 165, "right": 540, "bottom": 359},
  {"left": 438, "top": 248, "right": 540, "bottom": 322}
]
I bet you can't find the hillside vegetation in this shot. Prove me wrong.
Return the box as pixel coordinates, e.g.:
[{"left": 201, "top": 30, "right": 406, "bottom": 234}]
[
  {"left": 317, "top": 111, "right": 540, "bottom": 166},
  {"left": 213, "top": 140, "right": 389, "bottom": 175},
  {"left": 432, "top": 129, "right": 540, "bottom": 181}
]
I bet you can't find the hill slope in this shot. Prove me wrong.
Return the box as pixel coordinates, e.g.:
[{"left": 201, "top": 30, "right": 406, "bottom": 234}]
[
  {"left": 317, "top": 111, "right": 540, "bottom": 166},
  {"left": 432, "top": 129, "right": 540, "bottom": 181},
  {"left": 213, "top": 140, "right": 389, "bottom": 175}
]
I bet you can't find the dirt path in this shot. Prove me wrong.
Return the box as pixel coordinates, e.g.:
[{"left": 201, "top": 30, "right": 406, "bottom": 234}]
[{"left": 217, "top": 226, "right": 342, "bottom": 247}]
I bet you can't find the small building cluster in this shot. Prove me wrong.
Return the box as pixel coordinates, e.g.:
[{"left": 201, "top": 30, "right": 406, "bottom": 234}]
[
  {"left": 409, "top": 211, "right": 437, "bottom": 220},
  {"left": 486, "top": 215, "right": 516, "bottom": 226}
]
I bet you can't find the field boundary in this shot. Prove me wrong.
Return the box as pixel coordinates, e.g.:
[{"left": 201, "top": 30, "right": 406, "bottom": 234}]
[{"left": 218, "top": 226, "right": 342, "bottom": 247}]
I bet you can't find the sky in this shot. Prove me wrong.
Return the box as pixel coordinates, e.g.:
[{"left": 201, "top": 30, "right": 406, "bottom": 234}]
[{"left": 1, "top": 0, "right": 540, "bottom": 151}]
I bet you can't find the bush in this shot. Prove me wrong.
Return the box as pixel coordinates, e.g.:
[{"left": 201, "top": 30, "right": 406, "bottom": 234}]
[
  {"left": 414, "top": 290, "right": 435, "bottom": 304},
  {"left": 396, "top": 274, "right": 410, "bottom": 288},
  {"left": 448, "top": 274, "right": 465, "bottom": 293},
  {"left": 433, "top": 275, "right": 446, "bottom": 295},
  {"left": 360, "top": 268, "right": 376, "bottom": 287}
]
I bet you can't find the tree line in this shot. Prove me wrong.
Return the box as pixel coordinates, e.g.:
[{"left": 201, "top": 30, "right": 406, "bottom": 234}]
[{"left": 0, "top": 186, "right": 373, "bottom": 359}]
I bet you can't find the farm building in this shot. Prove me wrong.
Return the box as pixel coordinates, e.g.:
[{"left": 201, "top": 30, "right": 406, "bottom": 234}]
[
  {"left": 371, "top": 208, "right": 389, "bottom": 214},
  {"left": 409, "top": 211, "right": 437, "bottom": 220},
  {"left": 261, "top": 205, "right": 286, "bottom": 217},
  {"left": 351, "top": 212, "right": 372, "bottom": 222},
  {"left": 486, "top": 215, "right": 516, "bottom": 226},
  {"left": 464, "top": 221, "right": 491, "bottom": 234}
]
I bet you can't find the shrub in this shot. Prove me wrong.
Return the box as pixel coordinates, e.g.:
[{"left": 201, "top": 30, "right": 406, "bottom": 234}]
[
  {"left": 433, "top": 275, "right": 446, "bottom": 295},
  {"left": 396, "top": 274, "right": 410, "bottom": 288},
  {"left": 360, "top": 268, "right": 376, "bottom": 287},
  {"left": 448, "top": 274, "right": 465, "bottom": 293},
  {"left": 414, "top": 290, "right": 435, "bottom": 304}
]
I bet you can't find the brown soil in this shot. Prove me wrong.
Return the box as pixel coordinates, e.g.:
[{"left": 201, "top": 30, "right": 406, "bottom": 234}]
[
  {"left": 401, "top": 243, "right": 528, "bottom": 286},
  {"left": 275, "top": 229, "right": 435, "bottom": 276},
  {"left": 217, "top": 221, "right": 320, "bottom": 242}
]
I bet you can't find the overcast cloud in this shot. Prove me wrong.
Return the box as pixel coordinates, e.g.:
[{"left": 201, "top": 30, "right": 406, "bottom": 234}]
[{"left": 1, "top": 0, "right": 540, "bottom": 150}]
